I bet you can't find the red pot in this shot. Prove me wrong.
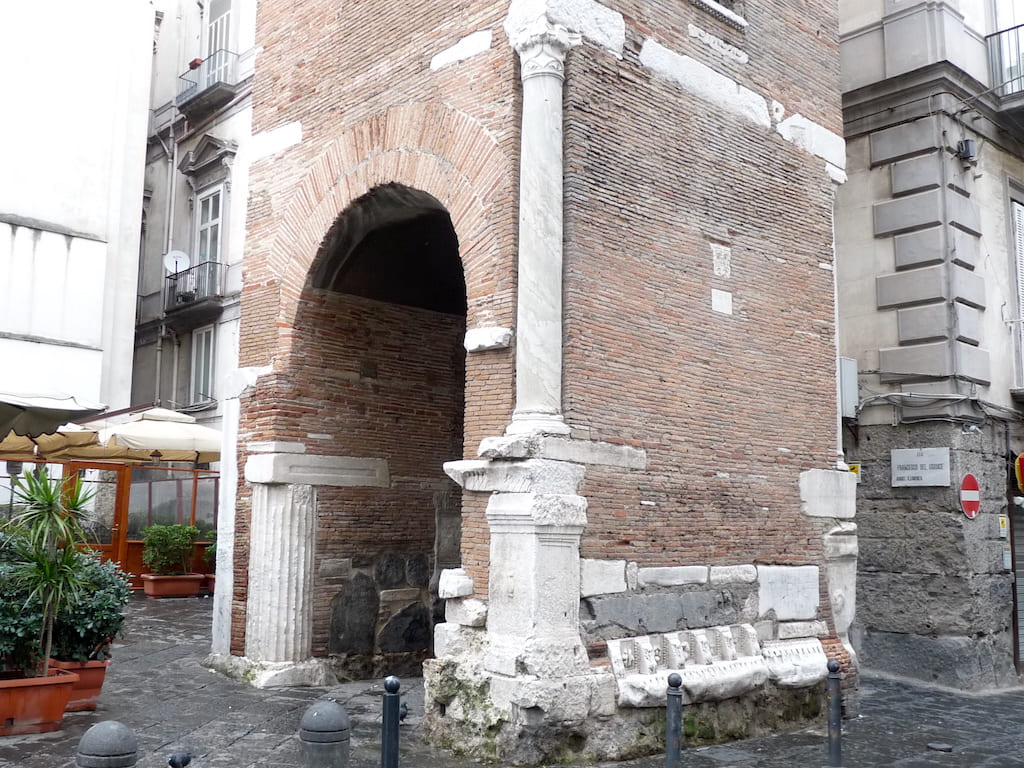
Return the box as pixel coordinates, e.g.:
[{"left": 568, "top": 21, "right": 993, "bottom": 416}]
[
  {"left": 141, "top": 573, "right": 205, "bottom": 599},
  {"left": 48, "top": 658, "right": 111, "bottom": 711},
  {"left": 0, "top": 669, "right": 79, "bottom": 735}
]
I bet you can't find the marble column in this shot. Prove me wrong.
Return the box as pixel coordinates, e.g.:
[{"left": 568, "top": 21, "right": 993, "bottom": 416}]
[{"left": 506, "top": 19, "right": 578, "bottom": 436}]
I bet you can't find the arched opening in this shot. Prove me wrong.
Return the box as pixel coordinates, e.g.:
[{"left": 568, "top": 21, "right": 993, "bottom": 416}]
[{"left": 299, "top": 183, "right": 466, "bottom": 678}]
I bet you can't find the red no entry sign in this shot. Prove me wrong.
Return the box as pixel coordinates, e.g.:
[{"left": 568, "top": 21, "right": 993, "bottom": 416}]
[{"left": 960, "top": 474, "right": 980, "bottom": 519}]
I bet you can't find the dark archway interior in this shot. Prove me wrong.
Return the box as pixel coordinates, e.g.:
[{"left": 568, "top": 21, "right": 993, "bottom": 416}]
[{"left": 314, "top": 183, "right": 466, "bottom": 314}]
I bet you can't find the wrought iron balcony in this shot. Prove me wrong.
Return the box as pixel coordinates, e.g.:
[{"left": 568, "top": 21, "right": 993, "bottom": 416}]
[
  {"left": 164, "top": 261, "right": 225, "bottom": 331},
  {"left": 175, "top": 50, "right": 240, "bottom": 119},
  {"left": 986, "top": 23, "right": 1024, "bottom": 122}
]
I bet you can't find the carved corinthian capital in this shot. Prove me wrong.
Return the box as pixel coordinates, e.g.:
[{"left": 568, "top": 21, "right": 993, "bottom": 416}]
[{"left": 508, "top": 18, "right": 580, "bottom": 81}]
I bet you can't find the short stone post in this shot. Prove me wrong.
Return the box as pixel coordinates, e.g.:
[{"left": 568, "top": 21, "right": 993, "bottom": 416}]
[
  {"left": 381, "top": 675, "right": 401, "bottom": 768},
  {"left": 826, "top": 659, "right": 843, "bottom": 767},
  {"left": 76, "top": 721, "right": 138, "bottom": 767},
  {"left": 665, "top": 672, "right": 683, "bottom": 768},
  {"left": 299, "top": 698, "right": 351, "bottom": 768}
]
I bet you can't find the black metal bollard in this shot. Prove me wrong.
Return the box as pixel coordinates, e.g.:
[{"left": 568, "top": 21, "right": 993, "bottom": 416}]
[
  {"left": 76, "top": 721, "right": 139, "bottom": 768},
  {"left": 381, "top": 675, "right": 401, "bottom": 768},
  {"left": 665, "top": 672, "right": 683, "bottom": 768},
  {"left": 299, "top": 698, "right": 351, "bottom": 768},
  {"left": 826, "top": 659, "right": 843, "bottom": 768}
]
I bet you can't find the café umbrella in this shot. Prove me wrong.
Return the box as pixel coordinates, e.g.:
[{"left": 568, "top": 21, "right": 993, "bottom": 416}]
[
  {"left": 98, "top": 408, "right": 221, "bottom": 464},
  {"left": 0, "top": 392, "right": 106, "bottom": 438}
]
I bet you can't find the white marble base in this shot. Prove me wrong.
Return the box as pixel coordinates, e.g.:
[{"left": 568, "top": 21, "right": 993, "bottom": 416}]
[{"left": 204, "top": 653, "right": 337, "bottom": 688}]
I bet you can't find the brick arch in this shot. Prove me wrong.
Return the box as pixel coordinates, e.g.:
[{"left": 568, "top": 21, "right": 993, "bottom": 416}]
[{"left": 261, "top": 102, "right": 514, "bottom": 351}]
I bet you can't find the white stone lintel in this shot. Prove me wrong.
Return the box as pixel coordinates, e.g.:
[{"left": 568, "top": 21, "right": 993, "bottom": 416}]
[
  {"left": 638, "top": 39, "right": 770, "bottom": 128},
  {"left": 581, "top": 558, "right": 628, "bottom": 597},
  {"left": 430, "top": 29, "right": 493, "bottom": 71},
  {"left": 443, "top": 457, "right": 585, "bottom": 494},
  {"left": 638, "top": 565, "right": 708, "bottom": 587},
  {"left": 464, "top": 326, "right": 514, "bottom": 351},
  {"left": 709, "top": 564, "right": 758, "bottom": 585},
  {"left": 800, "top": 468, "right": 856, "bottom": 519},
  {"left": 245, "top": 452, "right": 389, "bottom": 487},
  {"left": 438, "top": 568, "right": 475, "bottom": 598},
  {"left": 477, "top": 433, "right": 647, "bottom": 469},
  {"left": 776, "top": 112, "right": 846, "bottom": 170},
  {"left": 250, "top": 121, "right": 303, "bottom": 163},
  {"left": 249, "top": 441, "right": 305, "bottom": 454}
]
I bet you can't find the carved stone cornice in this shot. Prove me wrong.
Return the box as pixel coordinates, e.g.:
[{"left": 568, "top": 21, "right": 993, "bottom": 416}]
[{"left": 508, "top": 19, "right": 580, "bottom": 81}]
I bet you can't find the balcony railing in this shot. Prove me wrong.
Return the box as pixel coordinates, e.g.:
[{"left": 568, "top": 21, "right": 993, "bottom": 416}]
[
  {"left": 175, "top": 50, "right": 239, "bottom": 116},
  {"left": 165, "top": 261, "right": 225, "bottom": 312},
  {"left": 987, "top": 23, "right": 1024, "bottom": 99}
]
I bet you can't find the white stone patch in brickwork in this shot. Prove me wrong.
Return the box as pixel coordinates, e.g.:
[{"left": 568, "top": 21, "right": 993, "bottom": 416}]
[
  {"left": 581, "top": 558, "right": 627, "bottom": 596},
  {"left": 757, "top": 565, "right": 820, "bottom": 620},
  {"left": 626, "top": 561, "right": 639, "bottom": 590},
  {"left": 688, "top": 23, "right": 748, "bottom": 63},
  {"left": 775, "top": 113, "right": 846, "bottom": 170},
  {"left": 549, "top": 0, "right": 625, "bottom": 57},
  {"left": 539, "top": 436, "right": 647, "bottom": 468},
  {"left": 430, "top": 29, "right": 493, "bottom": 71},
  {"left": 709, "top": 564, "right": 757, "bottom": 584},
  {"left": 639, "top": 39, "right": 769, "bottom": 128},
  {"left": 799, "top": 468, "right": 856, "bottom": 519},
  {"left": 690, "top": 0, "right": 748, "bottom": 29},
  {"left": 777, "top": 620, "right": 829, "bottom": 640},
  {"left": 438, "top": 568, "right": 475, "bottom": 598},
  {"left": 244, "top": 453, "right": 389, "bottom": 487},
  {"left": 711, "top": 242, "right": 731, "bottom": 277},
  {"left": 464, "top": 326, "right": 513, "bottom": 351},
  {"left": 250, "top": 121, "right": 302, "bottom": 162},
  {"left": 446, "top": 597, "right": 488, "bottom": 627},
  {"left": 249, "top": 441, "right": 305, "bottom": 454},
  {"left": 638, "top": 566, "right": 708, "bottom": 587},
  {"left": 711, "top": 288, "right": 733, "bottom": 315},
  {"left": 826, "top": 163, "right": 848, "bottom": 185}
]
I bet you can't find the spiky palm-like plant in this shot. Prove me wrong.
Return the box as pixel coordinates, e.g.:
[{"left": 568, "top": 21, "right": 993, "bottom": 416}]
[{"left": 3, "top": 466, "right": 95, "bottom": 676}]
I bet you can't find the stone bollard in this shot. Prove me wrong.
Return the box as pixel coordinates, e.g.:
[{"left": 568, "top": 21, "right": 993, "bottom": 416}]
[
  {"left": 825, "top": 659, "right": 843, "bottom": 768},
  {"left": 299, "top": 698, "right": 351, "bottom": 768},
  {"left": 665, "top": 672, "right": 683, "bottom": 768},
  {"left": 76, "top": 721, "right": 139, "bottom": 768},
  {"left": 381, "top": 675, "right": 401, "bottom": 768}
]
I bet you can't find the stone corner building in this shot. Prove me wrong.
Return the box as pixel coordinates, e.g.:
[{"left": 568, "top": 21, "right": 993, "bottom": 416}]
[{"left": 209, "top": 0, "right": 857, "bottom": 762}]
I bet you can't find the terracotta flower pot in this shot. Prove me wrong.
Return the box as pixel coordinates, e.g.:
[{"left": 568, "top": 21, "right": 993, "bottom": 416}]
[
  {"left": 141, "top": 573, "right": 205, "bottom": 599},
  {"left": 205, "top": 573, "right": 216, "bottom": 594},
  {"left": 0, "top": 669, "right": 79, "bottom": 735},
  {"left": 48, "top": 658, "right": 111, "bottom": 711}
]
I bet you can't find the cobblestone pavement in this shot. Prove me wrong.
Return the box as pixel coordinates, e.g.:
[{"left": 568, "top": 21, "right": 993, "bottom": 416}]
[{"left": 3, "top": 595, "right": 1024, "bottom": 767}]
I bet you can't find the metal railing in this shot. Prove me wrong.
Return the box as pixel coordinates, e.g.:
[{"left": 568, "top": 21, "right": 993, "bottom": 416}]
[
  {"left": 987, "top": 22, "right": 1024, "bottom": 99},
  {"left": 176, "top": 49, "right": 239, "bottom": 105},
  {"left": 165, "top": 260, "right": 224, "bottom": 311}
]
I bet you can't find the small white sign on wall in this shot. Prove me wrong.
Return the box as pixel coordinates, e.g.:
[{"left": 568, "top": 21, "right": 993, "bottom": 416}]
[{"left": 891, "top": 447, "right": 950, "bottom": 487}]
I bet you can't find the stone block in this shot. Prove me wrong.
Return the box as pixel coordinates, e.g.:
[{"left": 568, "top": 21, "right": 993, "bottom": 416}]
[
  {"left": 950, "top": 228, "right": 979, "bottom": 269},
  {"left": 438, "top": 568, "right": 474, "bottom": 598},
  {"left": 873, "top": 190, "right": 942, "bottom": 237},
  {"left": 876, "top": 264, "right": 945, "bottom": 308},
  {"left": 583, "top": 590, "right": 743, "bottom": 638},
  {"left": 433, "top": 622, "right": 484, "bottom": 658},
  {"left": 380, "top": 587, "right": 421, "bottom": 603},
  {"left": 463, "top": 326, "right": 513, "bottom": 351},
  {"left": 589, "top": 671, "right": 619, "bottom": 717},
  {"left": 859, "top": 629, "right": 1017, "bottom": 690},
  {"left": 581, "top": 558, "right": 627, "bottom": 597},
  {"left": 891, "top": 153, "right": 941, "bottom": 196},
  {"left": 539, "top": 437, "right": 647, "bottom": 469},
  {"left": 776, "top": 620, "right": 828, "bottom": 639},
  {"left": 318, "top": 558, "right": 352, "bottom": 579},
  {"left": 955, "top": 304, "right": 983, "bottom": 345},
  {"left": 709, "top": 565, "right": 757, "bottom": 584},
  {"left": 377, "top": 602, "right": 430, "bottom": 652},
  {"left": 244, "top": 452, "right": 389, "bottom": 487},
  {"left": 951, "top": 265, "right": 985, "bottom": 309},
  {"left": 329, "top": 573, "right": 378, "bottom": 654},
  {"left": 955, "top": 340, "right": 990, "bottom": 384},
  {"left": 879, "top": 342, "right": 950, "bottom": 381},
  {"left": 897, "top": 304, "right": 947, "bottom": 344},
  {"left": 869, "top": 116, "right": 938, "bottom": 165},
  {"left": 893, "top": 226, "right": 943, "bottom": 270},
  {"left": 757, "top": 565, "right": 819, "bottom": 620},
  {"left": 948, "top": 193, "right": 980, "bottom": 236},
  {"left": 445, "top": 597, "right": 488, "bottom": 627},
  {"left": 637, "top": 566, "right": 708, "bottom": 587}
]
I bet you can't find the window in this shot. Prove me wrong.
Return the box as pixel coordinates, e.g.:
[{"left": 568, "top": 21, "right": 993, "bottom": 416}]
[
  {"left": 206, "top": 0, "right": 232, "bottom": 85},
  {"left": 690, "top": 0, "right": 747, "bottom": 30},
  {"left": 196, "top": 187, "right": 222, "bottom": 264},
  {"left": 191, "top": 325, "right": 216, "bottom": 404}
]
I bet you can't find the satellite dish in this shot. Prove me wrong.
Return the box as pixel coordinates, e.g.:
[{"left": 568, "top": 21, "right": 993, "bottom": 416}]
[{"left": 164, "top": 250, "right": 191, "bottom": 273}]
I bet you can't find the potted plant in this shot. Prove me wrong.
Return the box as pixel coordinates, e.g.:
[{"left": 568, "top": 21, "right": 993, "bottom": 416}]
[
  {"left": 140, "top": 524, "right": 204, "bottom": 598},
  {"left": 203, "top": 531, "right": 217, "bottom": 595},
  {"left": 48, "top": 556, "right": 130, "bottom": 710},
  {"left": 0, "top": 467, "right": 92, "bottom": 734}
]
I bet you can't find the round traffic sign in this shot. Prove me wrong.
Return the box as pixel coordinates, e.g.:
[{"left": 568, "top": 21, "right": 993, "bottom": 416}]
[{"left": 960, "top": 473, "right": 980, "bottom": 519}]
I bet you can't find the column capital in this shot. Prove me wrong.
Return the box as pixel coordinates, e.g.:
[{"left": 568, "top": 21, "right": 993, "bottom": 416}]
[{"left": 507, "top": 18, "right": 580, "bottom": 81}]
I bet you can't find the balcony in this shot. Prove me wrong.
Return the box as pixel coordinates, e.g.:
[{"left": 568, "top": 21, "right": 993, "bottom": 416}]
[
  {"left": 987, "top": 23, "right": 1024, "bottom": 123},
  {"left": 175, "top": 50, "right": 239, "bottom": 120},
  {"left": 164, "top": 261, "right": 225, "bottom": 331}
]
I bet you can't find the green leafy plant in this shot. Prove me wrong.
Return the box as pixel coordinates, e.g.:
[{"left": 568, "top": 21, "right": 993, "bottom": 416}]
[
  {"left": 203, "top": 531, "right": 217, "bottom": 571},
  {"left": 142, "top": 524, "right": 200, "bottom": 575},
  {"left": 50, "top": 556, "right": 131, "bottom": 662}
]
